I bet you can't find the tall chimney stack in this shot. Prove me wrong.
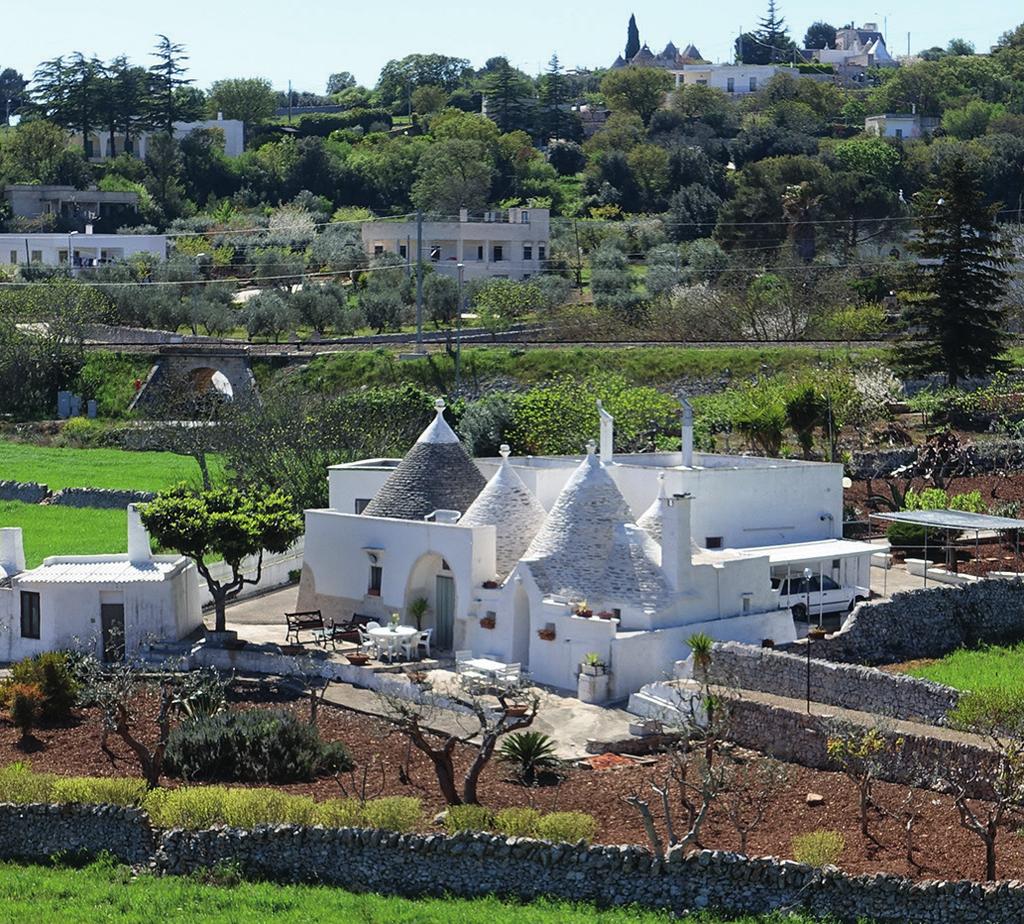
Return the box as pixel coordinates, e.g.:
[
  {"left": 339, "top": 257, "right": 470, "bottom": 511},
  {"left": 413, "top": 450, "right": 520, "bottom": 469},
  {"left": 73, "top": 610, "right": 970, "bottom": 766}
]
[
  {"left": 0, "top": 528, "right": 26, "bottom": 574},
  {"left": 597, "top": 400, "right": 614, "bottom": 464},
  {"left": 661, "top": 493, "right": 693, "bottom": 591},
  {"left": 126, "top": 505, "right": 154, "bottom": 566},
  {"left": 681, "top": 399, "right": 694, "bottom": 467}
]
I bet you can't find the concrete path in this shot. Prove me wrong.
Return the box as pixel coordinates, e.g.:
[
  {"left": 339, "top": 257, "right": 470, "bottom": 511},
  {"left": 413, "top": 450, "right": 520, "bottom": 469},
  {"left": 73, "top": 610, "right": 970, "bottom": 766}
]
[
  {"left": 218, "top": 585, "right": 298, "bottom": 625},
  {"left": 320, "top": 677, "right": 636, "bottom": 761}
]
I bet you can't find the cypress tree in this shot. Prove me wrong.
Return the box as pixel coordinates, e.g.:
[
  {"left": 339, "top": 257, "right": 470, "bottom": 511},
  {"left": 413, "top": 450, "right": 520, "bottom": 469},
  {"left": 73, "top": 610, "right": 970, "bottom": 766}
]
[
  {"left": 625, "top": 14, "right": 641, "bottom": 60},
  {"left": 897, "top": 156, "right": 1010, "bottom": 386}
]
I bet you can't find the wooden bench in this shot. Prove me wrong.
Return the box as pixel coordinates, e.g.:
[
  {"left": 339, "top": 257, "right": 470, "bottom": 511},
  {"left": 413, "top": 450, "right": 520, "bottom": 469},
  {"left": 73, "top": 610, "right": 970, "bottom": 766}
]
[{"left": 285, "top": 610, "right": 324, "bottom": 645}]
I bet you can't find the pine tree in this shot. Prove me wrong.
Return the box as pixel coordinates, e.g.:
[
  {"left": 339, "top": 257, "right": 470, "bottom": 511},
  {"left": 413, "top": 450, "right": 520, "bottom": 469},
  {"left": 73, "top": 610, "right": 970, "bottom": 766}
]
[
  {"left": 148, "top": 34, "right": 194, "bottom": 134},
  {"left": 897, "top": 156, "right": 1010, "bottom": 386},
  {"left": 482, "top": 59, "right": 533, "bottom": 134},
  {"left": 539, "top": 54, "right": 568, "bottom": 141},
  {"left": 754, "top": 0, "right": 795, "bottom": 63},
  {"left": 625, "top": 14, "right": 641, "bottom": 60}
]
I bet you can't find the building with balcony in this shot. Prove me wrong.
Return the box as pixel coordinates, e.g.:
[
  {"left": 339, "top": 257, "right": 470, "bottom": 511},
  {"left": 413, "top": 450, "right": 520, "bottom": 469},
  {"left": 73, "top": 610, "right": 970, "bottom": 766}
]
[
  {"left": 360, "top": 207, "right": 550, "bottom": 282},
  {"left": 0, "top": 229, "right": 167, "bottom": 269}
]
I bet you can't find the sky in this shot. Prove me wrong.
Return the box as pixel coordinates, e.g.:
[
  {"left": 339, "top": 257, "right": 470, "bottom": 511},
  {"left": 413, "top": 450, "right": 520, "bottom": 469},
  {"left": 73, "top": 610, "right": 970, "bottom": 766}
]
[{"left": 3, "top": 0, "right": 1017, "bottom": 93}]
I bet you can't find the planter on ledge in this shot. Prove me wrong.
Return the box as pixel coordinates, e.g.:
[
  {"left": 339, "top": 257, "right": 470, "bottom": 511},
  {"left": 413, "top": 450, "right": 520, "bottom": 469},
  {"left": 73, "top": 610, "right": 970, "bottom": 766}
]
[
  {"left": 537, "top": 628, "right": 556, "bottom": 641},
  {"left": 346, "top": 653, "right": 371, "bottom": 666}
]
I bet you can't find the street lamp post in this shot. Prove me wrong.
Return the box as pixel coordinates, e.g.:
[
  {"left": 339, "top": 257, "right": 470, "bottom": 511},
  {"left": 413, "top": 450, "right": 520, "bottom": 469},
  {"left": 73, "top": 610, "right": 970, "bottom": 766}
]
[
  {"left": 67, "top": 230, "right": 79, "bottom": 275},
  {"left": 803, "top": 566, "right": 813, "bottom": 626}
]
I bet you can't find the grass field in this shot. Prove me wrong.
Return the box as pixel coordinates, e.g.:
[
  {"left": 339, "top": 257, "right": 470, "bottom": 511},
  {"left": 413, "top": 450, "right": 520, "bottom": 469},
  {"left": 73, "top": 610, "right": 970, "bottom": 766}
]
[
  {"left": 292, "top": 345, "right": 890, "bottom": 395},
  {"left": 0, "top": 502, "right": 126, "bottom": 568},
  {"left": 0, "top": 441, "right": 217, "bottom": 493},
  {"left": 0, "top": 859, "right": 843, "bottom": 924},
  {"left": 904, "top": 643, "right": 1024, "bottom": 694}
]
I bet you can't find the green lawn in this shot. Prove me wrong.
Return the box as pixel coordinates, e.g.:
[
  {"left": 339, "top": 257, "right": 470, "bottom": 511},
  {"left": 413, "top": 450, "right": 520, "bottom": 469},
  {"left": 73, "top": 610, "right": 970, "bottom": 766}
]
[
  {"left": 0, "top": 441, "right": 217, "bottom": 492},
  {"left": 0, "top": 502, "right": 126, "bottom": 568},
  {"left": 904, "top": 643, "right": 1024, "bottom": 694},
  {"left": 0, "top": 859, "right": 840, "bottom": 924}
]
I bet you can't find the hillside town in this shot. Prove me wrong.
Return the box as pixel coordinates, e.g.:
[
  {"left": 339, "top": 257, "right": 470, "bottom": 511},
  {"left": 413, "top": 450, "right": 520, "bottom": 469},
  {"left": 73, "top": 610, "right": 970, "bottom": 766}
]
[{"left": 3, "top": 5, "right": 1024, "bottom": 922}]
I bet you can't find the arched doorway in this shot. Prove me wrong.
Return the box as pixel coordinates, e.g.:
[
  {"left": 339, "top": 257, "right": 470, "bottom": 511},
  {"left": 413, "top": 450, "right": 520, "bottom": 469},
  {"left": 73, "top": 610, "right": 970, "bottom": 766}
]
[{"left": 404, "top": 553, "right": 456, "bottom": 651}]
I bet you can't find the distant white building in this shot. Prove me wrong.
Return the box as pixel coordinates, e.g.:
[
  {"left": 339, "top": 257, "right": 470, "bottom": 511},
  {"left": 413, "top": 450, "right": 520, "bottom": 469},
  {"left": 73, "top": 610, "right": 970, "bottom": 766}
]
[
  {"left": 0, "top": 229, "right": 167, "bottom": 269},
  {"left": 0, "top": 510, "right": 202, "bottom": 664},
  {"left": 361, "top": 207, "right": 550, "bottom": 281},
  {"left": 864, "top": 112, "right": 940, "bottom": 139},
  {"left": 74, "top": 115, "right": 246, "bottom": 161},
  {"left": 299, "top": 399, "right": 880, "bottom": 698},
  {"left": 670, "top": 64, "right": 787, "bottom": 94}
]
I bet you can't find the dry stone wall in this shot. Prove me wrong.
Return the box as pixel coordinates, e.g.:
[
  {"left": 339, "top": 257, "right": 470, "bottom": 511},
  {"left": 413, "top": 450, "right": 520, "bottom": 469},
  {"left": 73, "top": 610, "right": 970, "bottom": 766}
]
[
  {"left": 0, "top": 481, "right": 49, "bottom": 504},
  {"left": 48, "top": 487, "right": 155, "bottom": 509},
  {"left": 707, "top": 641, "right": 960, "bottom": 725},
  {"left": 1, "top": 803, "right": 1024, "bottom": 922},
  {"left": 779, "top": 581, "right": 1024, "bottom": 666}
]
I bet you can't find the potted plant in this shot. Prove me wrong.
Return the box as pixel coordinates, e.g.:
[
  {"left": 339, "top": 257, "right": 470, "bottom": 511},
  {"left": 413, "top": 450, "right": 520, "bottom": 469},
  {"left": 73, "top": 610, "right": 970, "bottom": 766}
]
[
  {"left": 537, "top": 626, "right": 556, "bottom": 641},
  {"left": 504, "top": 702, "right": 529, "bottom": 718},
  {"left": 574, "top": 599, "right": 593, "bottom": 619},
  {"left": 580, "top": 652, "right": 606, "bottom": 676},
  {"left": 389, "top": 612, "right": 401, "bottom": 632},
  {"left": 761, "top": 638, "right": 775, "bottom": 649},
  {"left": 808, "top": 626, "right": 827, "bottom": 640},
  {"left": 408, "top": 597, "right": 430, "bottom": 631},
  {"left": 482, "top": 580, "right": 499, "bottom": 589},
  {"left": 597, "top": 610, "right": 616, "bottom": 620},
  {"left": 346, "top": 651, "right": 370, "bottom": 666},
  {"left": 480, "top": 614, "right": 496, "bottom": 630},
  {"left": 406, "top": 669, "right": 429, "bottom": 686}
]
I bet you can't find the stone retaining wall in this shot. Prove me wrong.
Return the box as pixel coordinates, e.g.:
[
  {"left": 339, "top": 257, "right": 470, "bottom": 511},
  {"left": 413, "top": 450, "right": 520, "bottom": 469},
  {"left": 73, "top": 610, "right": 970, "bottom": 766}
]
[
  {"left": 47, "top": 487, "right": 155, "bottom": 509},
  {"left": 0, "top": 803, "right": 153, "bottom": 865},
  {"left": 707, "top": 641, "right": 960, "bottom": 725},
  {"left": 725, "top": 696, "right": 997, "bottom": 800},
  {"left": 0, "top": 481, "right": 49, "bottom": 504},
  {"left": 2, "top": 802, "right": 1022, "bottom": 921},
  {"left": 849, "top": 439, "right": 1024, "bottom": 480},
  {"left": 779, "top": 582, "right": 1024, "bottom": 666}
]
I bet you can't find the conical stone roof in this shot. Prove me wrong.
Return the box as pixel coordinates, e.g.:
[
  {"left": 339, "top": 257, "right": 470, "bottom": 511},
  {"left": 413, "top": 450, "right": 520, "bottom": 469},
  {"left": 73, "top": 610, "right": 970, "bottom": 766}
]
[
  {"left": 362, "top": 399, "right": 486, "bottom": 521},
  {"left": 461, "top": 446, "right": 547, "bottom": 580},
  {"left": 636, "top": 475, "right": 668, "bottom": 544},
  {"left": 522, "top": 445, "right": 670, "bottom": 607}
]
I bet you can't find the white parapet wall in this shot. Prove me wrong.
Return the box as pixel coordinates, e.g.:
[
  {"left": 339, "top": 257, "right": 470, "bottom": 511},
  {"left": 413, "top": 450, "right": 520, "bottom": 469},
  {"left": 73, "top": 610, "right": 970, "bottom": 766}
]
[{"left": 197, "top": 539, "right": 304, "bottom": 608}]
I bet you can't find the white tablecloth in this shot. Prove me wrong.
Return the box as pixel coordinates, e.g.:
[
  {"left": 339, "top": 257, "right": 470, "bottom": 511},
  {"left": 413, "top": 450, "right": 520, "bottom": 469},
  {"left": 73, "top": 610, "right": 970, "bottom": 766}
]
[{"left": 368, "top": 625, "right": 418, "bottom": 661}]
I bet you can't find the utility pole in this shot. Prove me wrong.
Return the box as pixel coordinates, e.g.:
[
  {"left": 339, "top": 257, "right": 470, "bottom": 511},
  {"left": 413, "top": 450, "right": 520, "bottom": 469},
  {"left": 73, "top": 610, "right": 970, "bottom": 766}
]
[
  {"left": 287, "top": 80, "right": 292, "bottom": 124},
  {"left": 415, "top": 209, "right": 424, "bottom": 351},
  {"left": 455, "top": 262, "right": 465, "bottom": 391}
]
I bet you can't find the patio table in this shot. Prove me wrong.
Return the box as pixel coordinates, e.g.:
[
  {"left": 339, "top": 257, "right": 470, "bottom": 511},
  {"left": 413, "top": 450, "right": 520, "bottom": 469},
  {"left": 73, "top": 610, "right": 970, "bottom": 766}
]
[
  {"left": 368, "top": 625, "right": 418, "bottom": 662},
  {"left": 461, "top": 657, "right": 508, "bottom": 678}
]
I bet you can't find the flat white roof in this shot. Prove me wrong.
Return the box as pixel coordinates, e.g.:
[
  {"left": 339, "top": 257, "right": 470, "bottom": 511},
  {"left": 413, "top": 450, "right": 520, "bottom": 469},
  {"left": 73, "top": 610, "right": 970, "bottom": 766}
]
[
  {"left": 16, "top": 555, "right": 186, "bottom": 584},
  {"left": 734, "top": 538, "right": 887, "bottom": 565}
]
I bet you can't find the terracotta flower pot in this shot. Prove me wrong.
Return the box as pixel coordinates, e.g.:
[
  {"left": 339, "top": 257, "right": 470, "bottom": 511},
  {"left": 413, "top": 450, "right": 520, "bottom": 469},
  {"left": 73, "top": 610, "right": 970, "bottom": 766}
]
[
  {"left": 504, "top": 704, "right": 528, "bottom": 717},
  {"left": 347, "top": 653, "right": 370, "bottom": 665},
  {"left": 537, "top": 628, "right": 556, "bottom": 641},
  {"left": 480, "top": 617, "right": 496, "bottom": 630}
]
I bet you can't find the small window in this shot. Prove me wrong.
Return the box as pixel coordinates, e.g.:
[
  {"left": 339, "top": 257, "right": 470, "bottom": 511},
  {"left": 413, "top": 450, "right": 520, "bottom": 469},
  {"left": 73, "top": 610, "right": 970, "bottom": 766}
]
[
  {"left": 612, "top": 608, "right": 621, "bottom": 619},
  {"left": 831, "top": 559, "right": 841, "bottom": 571},
  {"left": 430, "top": 245, "right": 441, "bottom": 262},
  {"left": 538, "top": 245, "right": 546, "bottom": 261},
  {"left": 742, "top": 595, "right": 751, "bottom": 613},
  {"left": 894, "top": 128, "right": 903, "bottom": 139},
  {"left": 523, "top": 245, "right": 533, "bottom": 261},
  {"left": 477, "top": 245, "right": 484, "bottom": 260},
  {"left": 493, "top": 245, "right": 504, "bottom": 261},
  {"left": 441, "top": 559, "right": 451, "bottom": 571},
  {"left": 726, "top": 77, "right": 735, "bottom": 93},
  {"left": 398, "top": 244, "right": 407, "bottom": 258},
  {"left": 749, "top": 77, "right": 757, "bottom": 91},
  {"left": 8, "top": 250, "right": 16, "bottom": 265},
  {"left": 20, "top": 591, "right": 40, "bottom": 640},
  {"left": 373, "top": 244, "right": 384, "bottom": 256},
  {"left": 31, "top": 250, "right": 42, "bottom": 263},
  {"left": 369, "top": 565, "right": 382, "bottom": 594},
  {"left": 521, "top": 210, "right": 529, "bottom": 223},
  {"left": 354, "top": 498, "right": 370, "bottom": 514},
  {"left": 705, "top": 536, "right": 724, "bottom": 549}
]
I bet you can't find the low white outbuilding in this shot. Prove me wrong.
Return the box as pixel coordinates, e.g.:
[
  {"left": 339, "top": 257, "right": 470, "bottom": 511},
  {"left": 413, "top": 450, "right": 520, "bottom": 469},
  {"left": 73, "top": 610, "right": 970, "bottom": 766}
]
[
  {"left": 300, "top": 399, "right": 880, "bottom": 698},
  {"left": 0, "top": 508, "right": 201, "bottom": 664}
]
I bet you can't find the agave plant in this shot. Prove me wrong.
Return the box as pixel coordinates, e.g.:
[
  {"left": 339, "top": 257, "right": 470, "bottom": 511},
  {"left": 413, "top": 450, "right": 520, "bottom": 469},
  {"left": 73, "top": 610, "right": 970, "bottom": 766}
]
[
  {"left": 686, "top": 631, "right": 715, "bottom": 678},
  {"left": 498, "top": 731, "right": 561, "bottom": 786}
]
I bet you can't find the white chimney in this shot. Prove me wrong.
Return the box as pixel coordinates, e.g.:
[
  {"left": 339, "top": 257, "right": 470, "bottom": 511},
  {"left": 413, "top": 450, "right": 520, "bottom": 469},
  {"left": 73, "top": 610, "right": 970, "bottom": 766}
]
[
  {"left": 681, "top": 399, "right": 694, "bottom": 467},
  {"left": 0, "top": 528, "right": 26, "bottom": 574},
  {"left": 126, "top": 505, "right": 154, "bottom": 566},
  {"left": 427, "top": 509, "right": 461, "bottom": 524},
  {"left": 597, "top": 400, "right": 614, "bottom": 464},
  {"left": 661, "top": 493, "right": 693, "bottom": 591},
  {"left": 217, "top": 111, "right": 224, "bottom": 121},
  {"left": 85, "top": 223, "right": 94, "bottom": 235}
]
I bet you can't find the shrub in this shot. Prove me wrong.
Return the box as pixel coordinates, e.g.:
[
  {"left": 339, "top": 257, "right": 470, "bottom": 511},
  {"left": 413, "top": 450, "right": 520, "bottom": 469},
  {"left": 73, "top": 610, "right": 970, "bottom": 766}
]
[
  {"left": 10, "top": 652, "right": 78, "bottom": 722},
  {"left": 310, "top": 798, "right": 365, "bottom": 828},
  {"left": 50, "top": 776, "right": 148, "bottom": 807},
  {"left": 9, "top": 684, "right": 43, "bottom": 739},
  {"left": 497, "top": 732, "right": 561, "bottom": 785},
  {"left": 0, "top": 762, "right": 56, "bottom": 804},
  {"left": 494, "top": 807, "right": 541, "bottom": 838},
  {"left": 792, "top": 829, "right": 845, "bottom": 867},
  {"left": 362, "top": 796, "right": 422, "bottom": 833},
  {"left": 445, "top": 804, "right": 495, "bottom": 834},
  {"left": 164, "top": 709, "right": 353, "bottom": 783},
  {"left": 535, "top": 811, "right": 597, "bottom": 845}
]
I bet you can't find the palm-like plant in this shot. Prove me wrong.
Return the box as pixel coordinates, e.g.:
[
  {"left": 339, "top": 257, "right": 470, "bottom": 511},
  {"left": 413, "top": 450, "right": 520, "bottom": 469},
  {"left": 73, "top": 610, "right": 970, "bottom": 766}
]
[
  {"left": 498, "top": 731, "right": 561, "bottom": 785},
  {"left": 687, "top": 631, "right": 715, "bottom": 679},
  {"left": 408, "top": 597, "right": 430, "bottom": 631}
]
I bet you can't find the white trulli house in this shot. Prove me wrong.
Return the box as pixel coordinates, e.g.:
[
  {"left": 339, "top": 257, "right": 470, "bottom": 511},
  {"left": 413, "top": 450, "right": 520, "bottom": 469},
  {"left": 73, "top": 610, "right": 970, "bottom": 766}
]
[{"left": 300, "top": 399, "right": 878, "bottom": 698}]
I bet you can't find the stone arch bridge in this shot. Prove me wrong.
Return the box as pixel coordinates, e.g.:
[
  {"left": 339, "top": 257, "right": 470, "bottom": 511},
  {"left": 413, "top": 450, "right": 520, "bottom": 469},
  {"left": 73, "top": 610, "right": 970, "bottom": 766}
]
[{"left": 128, "top": 345, "right": 257, "bottom": 412}]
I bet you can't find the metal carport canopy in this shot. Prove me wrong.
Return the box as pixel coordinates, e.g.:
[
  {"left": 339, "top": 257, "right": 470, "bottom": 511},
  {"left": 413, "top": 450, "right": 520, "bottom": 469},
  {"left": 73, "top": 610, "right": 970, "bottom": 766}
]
[
  {"left": 737, "top": 538, "right": 887, "bottom": 565},
  {"left": 870, "top": 510, "right": 1024, "bottom": 531}
]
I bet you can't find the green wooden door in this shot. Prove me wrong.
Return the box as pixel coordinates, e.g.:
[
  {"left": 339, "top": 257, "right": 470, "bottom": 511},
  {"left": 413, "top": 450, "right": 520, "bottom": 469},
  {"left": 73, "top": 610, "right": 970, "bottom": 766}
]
[{"left": 435, "top": 575, "right": 455, "bottom": 650}]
